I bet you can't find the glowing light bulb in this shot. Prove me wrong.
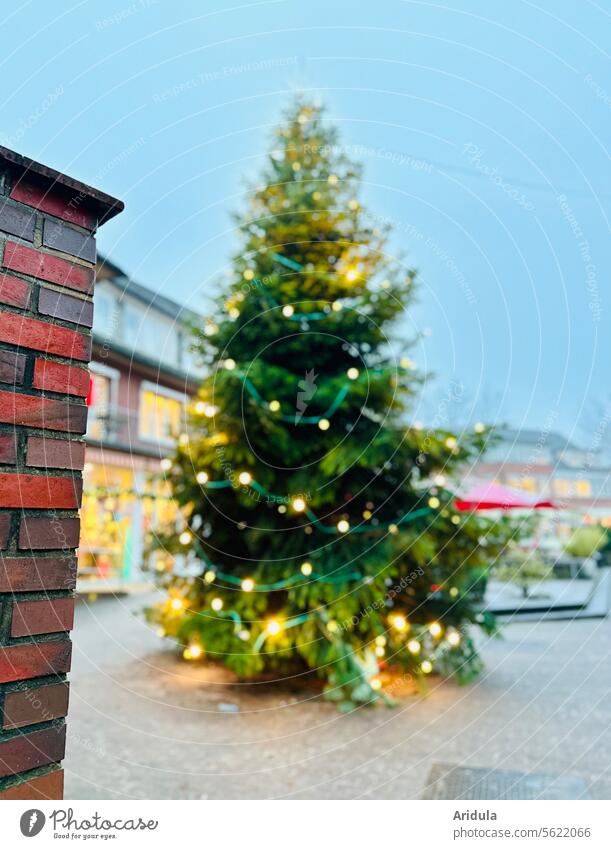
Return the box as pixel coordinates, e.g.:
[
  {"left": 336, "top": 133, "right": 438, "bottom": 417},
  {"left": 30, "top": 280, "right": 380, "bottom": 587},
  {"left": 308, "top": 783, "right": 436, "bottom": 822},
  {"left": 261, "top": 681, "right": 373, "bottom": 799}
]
[
  {"left": 375, "top": 635, "right": 387, "bottom": 647},
  {"left": 179, "top": 531, "right": 192, "bottom": 545},
  {"left": 445, "top": 436, "right": 457, "bottom": 449},
  {"left": 312, "top": 191, "right": 321, "bottom": 201},
  {"left": 160, "top": 458, "right": 172, "bottom": 471},
  {"left": 229, "top": 307, "right": 240, "bottom": 319},
  {"left": 170, "top": 597, "right": 184, "bottom": 611},
  {"left": 474, "top": 422, "right": 485, "bottom": 433},
  {"left": 300, "top": 562, "right": 313, "bottom": 576},
  {"left": 185, "top": 643, "right": 202, "bottom": 660},
  {"left": 195, "top": 401, "right": 206, "bottom": 414},
  {"left": 243, "top": 269, "right": 255, "bottom": 280},
  {"left": 400, "top": 357, "right": 414, "bottom": 369},
  {"left": 178, "top": 433, "right": 189, "bottom": 446},
  {"left": 328, "top": 174, "right": 339, "bottom": 185},
  {"left": 421, "top": 660, "right": 433, "bottom": 674},
  {"left": 370, "top": 677, "right": 382, "bottom": 691},
  {"left": 347, "top": 367, "right": 359, "bottom": 380},
  {"left": 407, "top": 639, "right": 421, "bottom": 654},
  {"left": 269, "top": 400, "right": 281, "bottom": 412},
  {"left": 451, "top": 515, "right": 460, "bottom": 525},
  {"left": 224, "top": 358, "right": 236, "bottom": 371},
  {"left": 211, "top": 597, "right": 223, "bottom": 612},
  {"left": 238, "top": 471, "right": 252, "bottom": 486},
  {"left": 447, "top": 629, "right": 461, "bottom": 647},
  {"left": 429, "top": 621, "right": 443, "bottom": 638},
  {"left": 238, "top": 629, "right": 250, "bottom": 641},
  {"left": 345, "top": 268, "right": 358, "bottom": 282},
  {"left": 241, "top": 578, "right": 255, "bottom": 592},
  {"left": 388, "top": 523, "right": 399, "bottom": 535},
  {"left": 282, "top": 305, "right": 295, "bottom": 317},
  {"left": 292, "top": 497, "right": 306, "bottom": 512},
  {"left": 380, "top": 279, "right": 391, "bottom": 290},
  {"left": 196, "top": 471, "right": 209, "bottom": 485},
  {"left": 428, "top": 496, "right": 440, "bottom": 509},
  {"left": 337, "top": 519, "right": 350, "bottom": 533},
  {"left": 327, "top": 620, "right": 339, "bottom": 633},
  {"left": 434, "top": 474, "right": 446, "bottom": 486},
  {"left": 204, "top": 570, "right": 216, "bottom": 583},
  {"left": 318, "top": 418, "right": 330, "bottom": 431},
  {"left": 331, "top": 300, "right": 343, "bottom": 311},
  {"left": 204, "top": 322, "right": 217, "bottom": 336},
  {"left": 266, "top": 619, "right": 282, "bottom": 636},
  {"left": 391, "top": 614, "right": 408, "bottom": 633},
  {"left": 348, "top": 199, "right": 359, "bottom": 211},
  {"left": 362, "top": 510, "right": 372, "bottom": 520},
  {"left": 449, "top": 587, "right": 459, "bottom": 597},
  {"left": 375, "top": 645, "right": 385, "bottom": 658}
]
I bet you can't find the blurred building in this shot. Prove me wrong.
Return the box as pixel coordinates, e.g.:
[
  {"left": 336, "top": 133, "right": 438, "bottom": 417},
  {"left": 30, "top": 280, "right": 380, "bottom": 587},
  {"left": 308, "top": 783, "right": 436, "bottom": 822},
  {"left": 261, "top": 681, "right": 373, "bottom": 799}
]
[
  {"left": 468, "top": 427, "right": 611, "bottom": 549},
  {"left": 79, "top": 257, "right": 200, "bottom": 592}
]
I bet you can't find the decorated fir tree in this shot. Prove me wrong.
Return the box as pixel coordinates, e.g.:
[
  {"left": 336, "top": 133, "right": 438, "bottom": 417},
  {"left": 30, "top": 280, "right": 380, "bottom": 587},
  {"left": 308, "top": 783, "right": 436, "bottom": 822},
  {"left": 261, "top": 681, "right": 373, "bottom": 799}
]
[{"left": 148, "top": 98, "right": 515, "bottom": 708}]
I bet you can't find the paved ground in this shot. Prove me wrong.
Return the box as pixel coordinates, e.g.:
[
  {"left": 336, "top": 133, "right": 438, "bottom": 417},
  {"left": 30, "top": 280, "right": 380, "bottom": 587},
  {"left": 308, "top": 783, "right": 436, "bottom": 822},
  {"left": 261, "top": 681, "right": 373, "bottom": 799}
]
[{"left": 65, "top": 591, "right": 611, "bottom": 799}]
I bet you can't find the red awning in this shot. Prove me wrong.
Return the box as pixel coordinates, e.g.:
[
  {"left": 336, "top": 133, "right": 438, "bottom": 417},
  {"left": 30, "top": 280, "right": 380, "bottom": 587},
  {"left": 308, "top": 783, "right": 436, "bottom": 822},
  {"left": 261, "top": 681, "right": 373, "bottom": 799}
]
[{"left": 454, "top": 481, "right": 556, "bottom": 512}]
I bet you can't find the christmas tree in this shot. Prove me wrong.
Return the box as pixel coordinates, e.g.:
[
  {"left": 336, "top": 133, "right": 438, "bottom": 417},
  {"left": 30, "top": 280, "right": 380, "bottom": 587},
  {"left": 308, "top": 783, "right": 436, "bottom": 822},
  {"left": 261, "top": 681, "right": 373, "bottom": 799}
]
[{"left": 148, "top": 98, "right": 515, "bottom": 708}]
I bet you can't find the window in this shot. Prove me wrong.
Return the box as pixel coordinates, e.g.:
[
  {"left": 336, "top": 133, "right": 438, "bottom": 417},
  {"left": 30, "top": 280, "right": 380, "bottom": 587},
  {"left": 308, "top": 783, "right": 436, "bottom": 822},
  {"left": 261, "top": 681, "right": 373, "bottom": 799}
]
[
  {"left": 575, "top": 480, "right": 592, "bottom": 497},
  {"left": 86, "top": 364, "right": 119, "bottom": 441},
  {"left": 553, "top": 479, "right": 571, "bottom": 496},
  {"left": 139, "top": 383, "right": 185, "bottom": 444}
]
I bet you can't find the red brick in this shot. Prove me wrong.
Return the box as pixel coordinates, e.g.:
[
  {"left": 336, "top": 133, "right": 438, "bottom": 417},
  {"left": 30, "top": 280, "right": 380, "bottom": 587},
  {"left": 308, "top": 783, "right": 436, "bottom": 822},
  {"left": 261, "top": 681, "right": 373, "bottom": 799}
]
[
  {"left": 0, "top": 350, "right": 26, "bottom": 385},
  {"left": 32, "top": 359, "right": 89, "bottom": 396},
  {"left": 0, "top": 725, "right": 66, "bottom": 777},
  {"left": 0, "top": 432, "right": 18, "bottom": 463},
  {"left": 19, "top": 516, "right": 80, "bottom": 550},
  {"left": 0, "top": 312, "right": 91, "bottom": 361},
  {"left": 0, "top": 556, "right": 77, "bottom": 592},
  {"left": 0, "top": 391, "right": 87, "bottom": 433},
  {"left": 0, "top": 767, "right": 63, "bottom": 799},
  {"left": 3, "top": 683, "right": 70, "bottom": 730},
  {"left": 0, "top": 512, "right": 10, "bottom": 548},
  {"left": 0, "top": 473, "right": 82, "bottom": 508},
  {"left": 38, "top": 287, "right": 93, "bottom": 328},
  {"left": 26, "top": 437, "right": 85, "bottom": 470},
  {"left": 0, "top": 641, "right": 72, "bottom": 685},
  {"left": 0, "top": 272, "right": 30, "bottom": 308},
  {"left": 11, "top": 179, "right": 95, "bottom": 229},
  {"left": 2, "top": 242, "right": 94, "bottom": 295},
  {"left": 11, "top": 598, "right": 75, "bottom": 637}
]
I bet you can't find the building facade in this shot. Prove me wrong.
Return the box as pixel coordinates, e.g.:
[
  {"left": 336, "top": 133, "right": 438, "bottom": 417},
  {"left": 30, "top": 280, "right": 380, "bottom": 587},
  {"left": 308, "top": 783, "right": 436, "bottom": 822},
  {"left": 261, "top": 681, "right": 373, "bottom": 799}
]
[{"left": 79, "top": 257, "right": 200, "bottom": 591}]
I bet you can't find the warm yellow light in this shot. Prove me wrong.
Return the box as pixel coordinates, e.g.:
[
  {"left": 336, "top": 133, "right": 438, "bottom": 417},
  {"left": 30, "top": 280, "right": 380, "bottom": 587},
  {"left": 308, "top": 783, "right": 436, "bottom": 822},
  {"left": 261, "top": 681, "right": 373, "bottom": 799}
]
[
  {"left": 375, "top": 635, "right": 386, "bottom": 647},
  {"left": 434, "top": 474, "right": 446, "bottom": 486},
  {"left": 327, "top": 620, "right": 339, "bottom": 633},
  {"left": 429, "top": 621, "right": 443, "bottom": 638},
  {"left": 445, "top": 436, "right": 457, "bottom": 449},
  {"left": 318, "top": 418, "right": 330, "bottom": 431},
  {"left": 204, "top": 322, "right": 217, "bottom": 336},
  {"left": 407, "top": 639, "right": 421, "bottom": 654},
  {"left": 204, "top": 570, "right": 216, "bottom": 583},
  {"left": 413, "top": 421, "right": 423, "bottom": 431},
  {"left": 428, "top": 496, "right": 440, "bottom": 509},
  {"left": 331, "top": 300, "right": 343, "bottom": 311},
  {"left": 160, "top": 458, "right": 172, "bottom": 471},
  {"left": 184, "top": 643, "right": 202, "bottom": 660},
  {"left": 474, "top": 422, "right": 485, "bottom": 433},
  {"left": 421, "top": 660, "right": 433, "bottom": 674},
  {"left": 211, "top": 597, "right": 224, "bottom": 612},
  {"left": 229, "top": 307, "right": 240, "bottom": 319},
  {"left": 347, "top": 367, "right": 359, "bottom": 380},
  {"left": 292, "top": 161, "right": 301, "bottom": 171},
  {"left": 312, "top": 191, "right": 321, "bottom": 201},
  {"left": 238, "top": 629, "right": 250, "bottom": 641},
  {"left": 269, "top": 400, "right": 281, "bottom": 412},
  {"left": 370, "top": 677, "right": 382, "bottom": 691},
  {"left": 238, "top": 471, "right": 252, "bottom": 486},
  {"left": 241, "top": 578, "right": 255, "bottom": 592},
  {"left": 203, "top": 404, "right": 216, "bottom": 417},
  {"left": 375, "top": 645, "right": 385, "bottom": 658},
  {"left": 196, "top": 471, "right": 209, "bottom": 485},
  {"left": 362, "top": 510, "right": 372, "bottom": 520},
  {"left": 348, "top": 199, "right": 359, "bottom": 211},
  {"left": 243, "top": 269, "right": 255, "bottom": 280},
  {"left": 282, "top": 305, "right": 295, "bottom": 317},
  {"left": 170, "top": 597, "right": 184, "bottom": 611},
  {"left": 266, "top": 619, "right": 282, "bottom": 636},
  {"left": 195, "top": 401, "right": 206, "bottom": 414},
  {"left": 447, "top": 629, "right": 461, "bottom": 647},
  {"left": 337, "top": 519, "right": 350, "bottom": 533},
  {"left": 449, "top": 586, "right": 459, "bottom": 597},
  {"left": 224, "top": 358, "right": 236, "bottom": 370},
  {"left": 179, "top": 531, "right": 192, "bottom": 545},
  {"left": 300, "top": 561, "right": 313, "bottom": 576},
  {"left": 178, "top": 433, "right": 189, "bottom": 446},
  {"left": 292, "top": 497, "right": 306, "bottom": 512},
  {"left": 328, "top": 173, "right": 339, "bottom": 185},
  {"left": 391, "top": 614, "right": 409, "bottom": 633},
  {"left": 451, "top": 515, "right": 460, "bottom": 525},
  {"left": 388, "top": 523, "right": 399, "bottom": 535},
  {"left": 345, "top": 268, "right": 358, "bottom": 282},
  {"left": 400, "top": 357, "right": 414, "bottom": 369}
]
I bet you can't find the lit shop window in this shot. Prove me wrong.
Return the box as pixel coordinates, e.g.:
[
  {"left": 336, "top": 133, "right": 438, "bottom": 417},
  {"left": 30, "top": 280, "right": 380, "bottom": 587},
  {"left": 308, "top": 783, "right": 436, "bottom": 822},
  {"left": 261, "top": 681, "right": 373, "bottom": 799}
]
[
  {"left": 575, "top": 480, "right": 592, "bottom": 497},
  {"left": 553, "top": 479, "right": 571, "bottom": 496},
  {"left": 139, "top": 385, "right": 184, "bottom": 444}
]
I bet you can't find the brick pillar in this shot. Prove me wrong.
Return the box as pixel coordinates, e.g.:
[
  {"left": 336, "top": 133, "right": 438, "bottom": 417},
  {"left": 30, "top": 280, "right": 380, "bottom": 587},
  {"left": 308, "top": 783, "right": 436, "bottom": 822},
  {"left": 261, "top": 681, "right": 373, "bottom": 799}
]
[{"left": 0, "top": 147, "right": 123, "bottom": 800}]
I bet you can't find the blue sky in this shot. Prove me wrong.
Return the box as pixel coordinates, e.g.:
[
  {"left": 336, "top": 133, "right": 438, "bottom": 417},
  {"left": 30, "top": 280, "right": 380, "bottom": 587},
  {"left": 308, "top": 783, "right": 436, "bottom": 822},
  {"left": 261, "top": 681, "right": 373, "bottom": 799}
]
[{"left": 2, "top": 0, "right": 609, "bottom": 439}]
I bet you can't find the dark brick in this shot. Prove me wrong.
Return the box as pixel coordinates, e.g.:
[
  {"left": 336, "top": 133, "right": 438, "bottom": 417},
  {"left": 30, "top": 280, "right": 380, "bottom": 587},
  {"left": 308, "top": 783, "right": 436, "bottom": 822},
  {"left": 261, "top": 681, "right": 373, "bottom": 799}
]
[
  {"left": 0, "top": 272, "right": 31, "bottom": 308},
  {"left": 11, "top": 598, "right": 75, "bottom": 637},
  {"left": 43, "top": 218, "right": 96, "bottom": 263},
  {"left": 0, "top": 202, "right": 35, "bottom": 241},
  {"left": 0, "top": 725, "right": 66, "bottom": 777},
  {"left": 0, "top": 556, "right": 77, "bottom": 592},
  {"left": 38, "top": 287, "right": 93, "bottom": 328},
  {"left": 0, "top": 512, "right": 10, "bottom": 548},
  {"left": 2, "top": 242, "right": 94, "bottom": 295},
  {"left": 0, "top": 432, "right": 18, "bottom": 463},
  {"left": 11, "top": 178, "right": 96, "bottom": 229},
  {"left": 26, "top": 437, "right": 85, "bottom": 470},
  {"left": 0, "top": 642, "right": 72, "bottom": 685},
  {"left": 0, "top": 474, "right": 82, "bottom": 509},
  {"left": 32, "top": 359, "right": 90, "bottom": 396},
  {"left": 0, "top": 350, "right": 26, "bottom": 385},
  {"left": 0, "top": 767, "right": 64, "bottom": 799},
  {"left": 19, "top": 516, "right": 80, "bottom": 550},
  {"left": 0, "top": 390, "right": 88, "bottom": 434},
  {"left": 0, "top": 312, "right": 91, "bottom": 361},
  {"left": 2, "top": 683, "right": 70, "bottom": 730}
]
